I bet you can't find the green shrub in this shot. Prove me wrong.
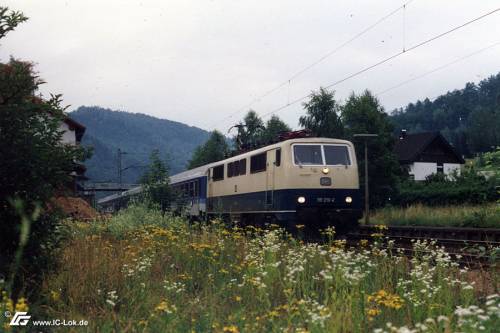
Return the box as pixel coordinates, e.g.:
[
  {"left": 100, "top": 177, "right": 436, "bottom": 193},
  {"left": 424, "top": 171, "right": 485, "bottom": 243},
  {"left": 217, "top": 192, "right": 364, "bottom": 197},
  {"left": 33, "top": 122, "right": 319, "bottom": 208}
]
[
  {"left": 371, "top": 203, "right": 499, "bottom": 228},
  {"left": 397, "top": 169, "right": 497, "bottom": 206}
]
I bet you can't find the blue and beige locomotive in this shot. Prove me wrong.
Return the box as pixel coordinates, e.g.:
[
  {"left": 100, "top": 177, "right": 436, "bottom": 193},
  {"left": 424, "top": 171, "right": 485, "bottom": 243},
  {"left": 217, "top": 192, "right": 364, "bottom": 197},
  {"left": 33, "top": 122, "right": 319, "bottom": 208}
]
[{"left": 169, "top": 137, "right": 362, "bottom": 231}]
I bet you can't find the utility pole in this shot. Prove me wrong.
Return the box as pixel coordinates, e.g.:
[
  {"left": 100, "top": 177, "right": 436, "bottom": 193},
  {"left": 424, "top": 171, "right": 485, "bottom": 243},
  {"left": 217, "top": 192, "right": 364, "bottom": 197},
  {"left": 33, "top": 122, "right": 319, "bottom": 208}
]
[
  {"left": 353, "top": 134, "right": 378, "bottom": 225},
  {"left": 117, "top": 148, "right": 128, "bottom": 190}
]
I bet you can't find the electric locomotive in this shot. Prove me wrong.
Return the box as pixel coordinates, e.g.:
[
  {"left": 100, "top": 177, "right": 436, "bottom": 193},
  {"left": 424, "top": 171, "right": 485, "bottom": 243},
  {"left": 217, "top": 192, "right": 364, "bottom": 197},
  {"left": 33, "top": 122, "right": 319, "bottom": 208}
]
[{"left": 170, "top": 136, "right": 362, "bottom": 231}]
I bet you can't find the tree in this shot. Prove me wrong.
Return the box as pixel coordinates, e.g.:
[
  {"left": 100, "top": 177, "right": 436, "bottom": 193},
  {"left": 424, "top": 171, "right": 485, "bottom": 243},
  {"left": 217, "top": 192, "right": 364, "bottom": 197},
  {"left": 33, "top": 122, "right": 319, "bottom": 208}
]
[
  {"left": 0, "top": 7, "right": 27, "bottom": 39},
  {"left": 188, "top": 130, "right": 229, "bottom": 169},
  {"left": 389, "top": 73, "right": 500, "bottom": 157},
  {"left": 261, "top": 115, "right": 291, "bottom": 144},
  {"left": 231, "top": 110, "right": 265, "bottom": 151},
  {"left": 0, "top": 7, "right": 88, "bottom": 288},
  {"left": 467, "top": 106, "right": 499, "bottom": 153},
  {"left": 341, "top": 90, "right": 401, "bottom": 207},
  {"left": 299, "top": 87, "right": 343, "bottom": 138},
  {"left": 140, "top": 149, "right": 172, "bottom": 211}
]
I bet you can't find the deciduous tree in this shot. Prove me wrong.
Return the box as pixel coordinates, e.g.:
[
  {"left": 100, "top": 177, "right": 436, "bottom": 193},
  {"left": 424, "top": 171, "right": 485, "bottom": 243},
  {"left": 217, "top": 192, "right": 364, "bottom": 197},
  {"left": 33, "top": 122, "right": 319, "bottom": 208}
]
[
  {"left": 299, "top": 87, "right": 343, "bottom": 138},
  {"left": 261, "top": 115, "right": 291, "bottom": 144},
  {"left": 141, "top": 149, "right": 172, "bottom": 212},
  {"left": 0, "top": 7, "right": 88, "bottom": 287},
  {"left": 342, "top": 90, "right": 401, "bottom": 207},
  {"left": 188, "top": 130, "right": 229, "bottom": 169}
]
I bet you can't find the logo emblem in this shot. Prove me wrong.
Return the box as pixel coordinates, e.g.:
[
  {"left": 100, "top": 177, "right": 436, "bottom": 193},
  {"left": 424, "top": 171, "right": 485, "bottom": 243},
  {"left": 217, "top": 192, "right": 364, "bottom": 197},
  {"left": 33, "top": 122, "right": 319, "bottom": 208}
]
[{"left": 10, "top": 312, "right": 31, "bottom": 326}]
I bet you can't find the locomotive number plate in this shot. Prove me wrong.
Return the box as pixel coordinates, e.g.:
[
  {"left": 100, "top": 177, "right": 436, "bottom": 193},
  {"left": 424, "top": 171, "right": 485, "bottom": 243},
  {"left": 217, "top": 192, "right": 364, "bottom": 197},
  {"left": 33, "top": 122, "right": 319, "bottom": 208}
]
[
  {"left": 317, "top": 197, "right": 335, "bottom": 203},
  {"left": 320, "top": 177, "right": 332, "bottom": 186}
]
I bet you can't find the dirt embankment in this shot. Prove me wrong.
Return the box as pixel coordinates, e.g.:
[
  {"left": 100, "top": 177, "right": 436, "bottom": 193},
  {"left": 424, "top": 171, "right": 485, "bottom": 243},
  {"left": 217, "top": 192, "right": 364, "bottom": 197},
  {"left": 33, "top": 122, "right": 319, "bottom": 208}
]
[{"left": 53, "top": 196, "right": 97, "bottom": 220}]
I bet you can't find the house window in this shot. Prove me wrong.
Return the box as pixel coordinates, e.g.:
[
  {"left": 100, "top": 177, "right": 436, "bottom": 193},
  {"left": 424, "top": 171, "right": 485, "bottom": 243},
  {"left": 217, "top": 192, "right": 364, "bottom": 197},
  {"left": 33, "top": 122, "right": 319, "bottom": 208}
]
[
  {"left": 437, "top": 162, "right": 444, "bottom": 174},
  {"left": 250, "top": 153, "right": 266, "bottom": 173},
  {"left": 212, "top": 165, "right": 224, "bottom": 181}
]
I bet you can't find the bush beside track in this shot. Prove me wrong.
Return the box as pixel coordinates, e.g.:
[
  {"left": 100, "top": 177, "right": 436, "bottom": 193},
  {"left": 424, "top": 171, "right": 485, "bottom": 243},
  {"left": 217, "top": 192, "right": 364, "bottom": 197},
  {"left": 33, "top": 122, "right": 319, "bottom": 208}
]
[{"left": 369, "top": 203, "right": 499, "bottom": 228}]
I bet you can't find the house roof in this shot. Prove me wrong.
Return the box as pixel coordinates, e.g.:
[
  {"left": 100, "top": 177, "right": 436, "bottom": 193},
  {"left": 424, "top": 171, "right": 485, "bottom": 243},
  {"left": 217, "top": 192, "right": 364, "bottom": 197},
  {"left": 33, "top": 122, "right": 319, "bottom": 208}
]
[{"left": 394, "top": 131, "right": 465, "bottom": 164}]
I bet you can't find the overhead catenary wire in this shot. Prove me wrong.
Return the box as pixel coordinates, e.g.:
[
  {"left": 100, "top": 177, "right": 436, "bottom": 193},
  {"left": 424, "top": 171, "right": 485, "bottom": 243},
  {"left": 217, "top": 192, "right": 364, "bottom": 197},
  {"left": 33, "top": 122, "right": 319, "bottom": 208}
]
[
  {"left": 207, "top": 0, "right": 416, "bottom": 130},
  {"left": 259, "top": 7, "right": 500, "bottom": 120},
  {"left": 375, "top": 41, "right": 500, "bottom": 97}
]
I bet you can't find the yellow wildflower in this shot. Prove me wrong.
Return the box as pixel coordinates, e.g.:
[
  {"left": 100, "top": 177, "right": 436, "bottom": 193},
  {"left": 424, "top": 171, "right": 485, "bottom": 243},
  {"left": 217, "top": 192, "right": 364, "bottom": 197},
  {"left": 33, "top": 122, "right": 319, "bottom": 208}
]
[
  {"left": 50, "top": 290, "right": 60, "bottom": 302},
  {"left": 268, "top": 310, "right": 279, "bottom": 318},
  {"left": 359, "top": 239, "right": 369, "bottom": 247},
  {"left": 295, "top": 224, "right": 305, "bottom": 229},
  {"left": 223, "top": 325, "right": 239, "bottom": 333},
  {"left": 155, "top": 300, "right": 177, "bottom": 314},
  {"left": 367, "top": 307, "right": 381, "bottom": 320},
  {"left": 15, "top": 297, "right": 29, "bottom": 312},
  {"left": 235, "top": 296, "right": 242, "bottom": 302},
  {"left": 375, "top": 224, "right": 388, "bottom": 231}
]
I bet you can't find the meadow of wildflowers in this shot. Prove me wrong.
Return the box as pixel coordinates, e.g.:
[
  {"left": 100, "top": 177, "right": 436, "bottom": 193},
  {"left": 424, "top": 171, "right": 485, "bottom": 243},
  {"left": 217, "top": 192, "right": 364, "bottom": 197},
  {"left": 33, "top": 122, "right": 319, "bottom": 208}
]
[{"left": 3, "top": 203, "right": 498, "bottom": 332}]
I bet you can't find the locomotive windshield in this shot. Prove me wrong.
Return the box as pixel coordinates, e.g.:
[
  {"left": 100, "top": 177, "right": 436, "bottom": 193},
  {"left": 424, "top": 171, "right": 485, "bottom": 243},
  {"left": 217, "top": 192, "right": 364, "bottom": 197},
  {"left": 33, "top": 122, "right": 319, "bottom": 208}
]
[
  {"left": 324, "top": 145, "right": 350, "bottom": 165},
  {"left": 293, "top": 144, "right": 350, "bottom": 166},
  {"left": 293, "top": 145, "right": 322, "bottom": 165}
]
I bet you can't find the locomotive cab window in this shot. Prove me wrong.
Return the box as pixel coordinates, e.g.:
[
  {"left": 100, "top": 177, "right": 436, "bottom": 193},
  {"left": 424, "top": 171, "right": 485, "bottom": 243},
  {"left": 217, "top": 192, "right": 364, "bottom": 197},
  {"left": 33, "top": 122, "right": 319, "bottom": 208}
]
[
  {"left": 293, "top": 145, "right": 322, "bottom": 165},
  {"left": 293, "top": 144, "right": 351, "bottom": 166},
  {"left": 324, "top": 145, "right": 350, "bottom": 165},
  {"left": 250, "top": 153, "right": 266, "bottom": 173},
  {"left": 212, "top": 165, "right": 224, "bottom": 181}
]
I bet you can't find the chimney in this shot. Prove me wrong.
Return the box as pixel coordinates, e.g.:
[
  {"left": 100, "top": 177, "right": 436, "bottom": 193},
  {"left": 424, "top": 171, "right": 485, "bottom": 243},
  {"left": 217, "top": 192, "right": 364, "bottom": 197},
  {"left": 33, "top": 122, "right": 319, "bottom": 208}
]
[{"left": 399, "top": 129, "right": 407, "bottom": 140}]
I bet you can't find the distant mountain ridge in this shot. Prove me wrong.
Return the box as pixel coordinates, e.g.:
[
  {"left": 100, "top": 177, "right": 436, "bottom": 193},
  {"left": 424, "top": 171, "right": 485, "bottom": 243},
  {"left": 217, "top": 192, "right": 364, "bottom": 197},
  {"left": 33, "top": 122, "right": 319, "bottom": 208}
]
[{"left": 70, "top": 106, "right": 210, "bottom": 183}]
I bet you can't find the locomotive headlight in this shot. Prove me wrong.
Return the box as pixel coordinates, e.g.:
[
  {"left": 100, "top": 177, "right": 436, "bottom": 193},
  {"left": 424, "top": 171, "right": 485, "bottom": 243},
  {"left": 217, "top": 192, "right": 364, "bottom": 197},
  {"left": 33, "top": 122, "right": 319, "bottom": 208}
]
[
  {"left": 297, "top": 196, "right": 306, "bottom": 204},
  {"left": 322, "top": 167, "right": 330, "bottom": 174},
  {"left": 345, "top": 196, "right": 353, "bottom": 203}
]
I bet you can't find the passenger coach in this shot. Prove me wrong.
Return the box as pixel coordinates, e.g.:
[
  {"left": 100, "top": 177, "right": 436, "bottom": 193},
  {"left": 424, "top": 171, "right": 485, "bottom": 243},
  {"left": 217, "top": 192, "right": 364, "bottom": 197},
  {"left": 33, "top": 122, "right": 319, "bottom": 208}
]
[{"left": 171, "top": 137, "right": 362, "bottom": 230}]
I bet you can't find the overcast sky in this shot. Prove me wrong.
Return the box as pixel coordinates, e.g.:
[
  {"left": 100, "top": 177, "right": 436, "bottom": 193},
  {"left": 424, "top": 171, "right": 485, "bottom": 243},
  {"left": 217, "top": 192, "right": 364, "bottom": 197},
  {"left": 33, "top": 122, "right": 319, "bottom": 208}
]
[{"left": 1, "top": 0, "right": 500, "bottom": 132}]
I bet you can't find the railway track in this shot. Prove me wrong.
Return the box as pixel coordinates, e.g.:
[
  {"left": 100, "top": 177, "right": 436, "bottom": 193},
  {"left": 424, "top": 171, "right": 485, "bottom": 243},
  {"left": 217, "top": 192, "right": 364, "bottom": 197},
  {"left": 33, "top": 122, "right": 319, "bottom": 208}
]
[{"left": 347, "top": 225, "right": 500, "bottom": 267}]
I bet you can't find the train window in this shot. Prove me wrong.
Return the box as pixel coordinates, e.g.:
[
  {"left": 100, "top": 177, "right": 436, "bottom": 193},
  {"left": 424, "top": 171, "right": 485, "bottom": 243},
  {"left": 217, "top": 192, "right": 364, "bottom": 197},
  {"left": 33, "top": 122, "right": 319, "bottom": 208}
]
[
  {"left": 324, "top": 145, "right": 351, "bottom": 165},
  {"left": 250, "top": 153, "right": 266, "bottom": 173},
  {"left": 212, "top": 165, "right": 224, "bottom": 181},
  {"left": 233, "top": 160, "right": 239, "bottom": 176},
  {"left": 239, "top": 158, "right": 246, "bottom": 175},
  {"left": 275, "top": 149, "right": 281, "bottom": 167},
  {"left": 294, "top": 145, "right": 323, "bottom": 165},
  {"left": 189, "top": 182, "right": 194, "bottom": 197},
  {"left": 227, "top": 162, "right": 239, "bottom": 178}
]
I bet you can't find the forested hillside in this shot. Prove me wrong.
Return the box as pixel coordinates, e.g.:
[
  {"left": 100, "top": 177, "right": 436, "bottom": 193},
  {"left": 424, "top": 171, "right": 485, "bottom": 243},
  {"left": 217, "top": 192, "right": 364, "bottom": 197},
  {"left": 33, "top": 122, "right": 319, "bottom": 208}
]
[
  {"left": 70, "top": 106, "right": 209, "bottom": 183},
  {"left": 390, "top": 73, "right": 500, "bottom": 156}
]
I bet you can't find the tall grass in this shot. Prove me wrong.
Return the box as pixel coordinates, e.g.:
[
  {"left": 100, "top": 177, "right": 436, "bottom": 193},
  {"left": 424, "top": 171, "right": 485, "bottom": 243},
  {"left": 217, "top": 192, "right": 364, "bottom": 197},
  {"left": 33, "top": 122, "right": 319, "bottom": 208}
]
[
  {"left": 370, "top": 203, "right": 500, "bottom": 228},
  {"left": 5, "top": 202, "right": 498, "bottom": 332}
]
